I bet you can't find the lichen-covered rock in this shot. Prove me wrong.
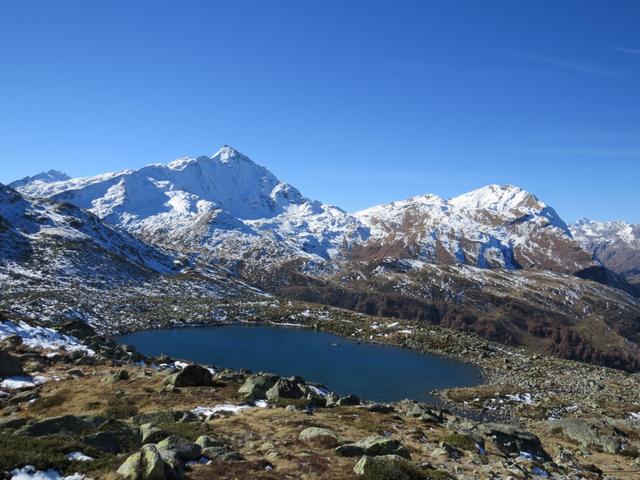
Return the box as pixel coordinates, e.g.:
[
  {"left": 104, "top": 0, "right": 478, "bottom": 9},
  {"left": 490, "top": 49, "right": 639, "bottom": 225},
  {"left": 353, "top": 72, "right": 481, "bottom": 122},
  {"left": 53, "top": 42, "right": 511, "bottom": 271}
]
[
  {"left": 16, "top": 415, "right": 101, "bottom": 436},
  {"left": 265, "top": 377, "right": 305, "bottom": 402},
  {"left": 299, "top": 427, "right": 344, "bottom": 448},
  {"left": 140, "top": 423, "right": 166, "bottom": 445},
  {"left": 117, "top": 444, "right": 170, "bottom": 480},
  {"left": 156, "top": 435, "right": 202, "bottom": 461}
]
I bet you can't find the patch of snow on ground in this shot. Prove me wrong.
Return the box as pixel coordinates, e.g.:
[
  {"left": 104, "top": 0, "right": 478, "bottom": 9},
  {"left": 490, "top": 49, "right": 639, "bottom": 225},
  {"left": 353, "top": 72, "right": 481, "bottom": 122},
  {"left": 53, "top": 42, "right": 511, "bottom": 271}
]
[
  {"left": 0, "top": 375, "right": 47, "bottom": 390},
  {"left": 66, "top": 452, "right": 93, "bottom": 462},
  {"left": 0, "top": 321, "right": 94, "bottom": 355},
  {"left": 10, "top": 466, "right": 85, "bottom": 480},
  {"left": 192, "top": 400, "right": 268, "bottom": 417}
]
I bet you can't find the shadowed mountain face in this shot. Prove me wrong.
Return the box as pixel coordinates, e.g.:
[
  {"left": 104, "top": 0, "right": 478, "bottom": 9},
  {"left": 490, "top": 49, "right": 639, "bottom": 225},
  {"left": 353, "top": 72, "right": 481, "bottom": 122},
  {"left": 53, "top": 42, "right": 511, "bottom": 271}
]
[
  {"left": 571, "top": 218, "right": 640, "bottom": 289},
  {"left": 8, "top": 146, "right": 640, "bottom": 370}
]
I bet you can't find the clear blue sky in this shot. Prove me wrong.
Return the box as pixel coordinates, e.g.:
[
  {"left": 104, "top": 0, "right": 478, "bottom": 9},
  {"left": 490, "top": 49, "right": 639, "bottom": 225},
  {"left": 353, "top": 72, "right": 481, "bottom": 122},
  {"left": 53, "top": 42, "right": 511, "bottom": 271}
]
[{"left": 1, "top": 1, "right": 639, "bottom": 222}]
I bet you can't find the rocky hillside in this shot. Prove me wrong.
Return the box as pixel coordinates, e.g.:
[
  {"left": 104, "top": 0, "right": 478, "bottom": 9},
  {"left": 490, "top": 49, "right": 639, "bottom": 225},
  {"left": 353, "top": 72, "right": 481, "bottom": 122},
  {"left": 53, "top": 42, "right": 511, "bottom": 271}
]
[
  {"left": 0, "top": 183, "right": 263, "bottom": 331},
  {"left": 571, "top": 218, "right": 640, "bottom": 288}
]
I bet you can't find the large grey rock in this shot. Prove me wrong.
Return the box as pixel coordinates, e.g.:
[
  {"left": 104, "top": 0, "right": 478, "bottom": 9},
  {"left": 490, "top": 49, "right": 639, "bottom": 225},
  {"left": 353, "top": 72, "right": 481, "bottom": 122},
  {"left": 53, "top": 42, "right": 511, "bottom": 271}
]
[
  {"left": 238, "top": 374, "right": 279, "bottom": 400},
  {"left": 201, "top": 445, "right": 242, "bottom": 461},
  {"left": 156, "top": 435, "right": 202, "bottom": 461},
  {"left": 336, "top": 394, "right": 360, "bottom": 406},
  {"left": 166, "top": 364, "right": 213, "bottom": 387},
  {"left": 196, "top": 435, "right": 225, "bottom": 448},
  {"left": 551, "top": 418, "right": 621, "bottom": 453},
  {"left": 266, "top": 377, "right": 305, "bottom": 402},
  {"left": 140, "top": 423, "right": 166, "bottom": 445},
  {"left": 0, "top": 350, "right": 23, "bottom": 377},
  {"left": 299, "top": 427, "right": 344, "bottom": 448},
  {"left": 478, "top": 422, "right": 549, "bottom": 460},
  {"left": 16, "top": 415, "right": 100, "bottom": 436},
  {"left": 117, "top": 444, "right": 170, "bottom": 480},
  {"left": 0, "top": 416, "right": 27, "bottom": 430},
  {"left": 336, "top": 435, "right": 410, "bottom": 459},
  {"left": 353, "top": 455, "right": 427, "bottom": 479}
]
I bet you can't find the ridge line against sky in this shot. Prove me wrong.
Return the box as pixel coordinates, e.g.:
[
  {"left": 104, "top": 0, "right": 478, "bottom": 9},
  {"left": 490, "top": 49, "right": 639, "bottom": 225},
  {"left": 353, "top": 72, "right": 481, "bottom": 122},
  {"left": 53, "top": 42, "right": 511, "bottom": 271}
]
[{"left": 1, "top": 0, "right": 639, "bottom": 223}]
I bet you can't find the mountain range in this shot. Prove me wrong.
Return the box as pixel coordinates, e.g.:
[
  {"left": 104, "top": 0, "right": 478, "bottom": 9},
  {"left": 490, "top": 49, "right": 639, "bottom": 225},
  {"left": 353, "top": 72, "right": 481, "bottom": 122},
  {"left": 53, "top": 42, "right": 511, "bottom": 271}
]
[{"left": 3, "top": 145, "right": 640, "bottom": 369}]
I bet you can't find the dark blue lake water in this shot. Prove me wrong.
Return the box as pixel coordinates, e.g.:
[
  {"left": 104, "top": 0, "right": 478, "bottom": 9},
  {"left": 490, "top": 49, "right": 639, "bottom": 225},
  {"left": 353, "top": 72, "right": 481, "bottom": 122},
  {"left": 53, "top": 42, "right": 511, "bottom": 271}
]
[{"left": 116, "top": 324, "right": 481, "bottom": 403}]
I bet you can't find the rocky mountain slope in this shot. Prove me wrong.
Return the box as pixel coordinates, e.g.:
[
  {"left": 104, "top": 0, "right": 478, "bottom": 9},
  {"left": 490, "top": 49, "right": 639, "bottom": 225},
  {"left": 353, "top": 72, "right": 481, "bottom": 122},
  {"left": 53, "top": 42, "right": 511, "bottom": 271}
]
[
  {"left": 571, "top": 218, "right": 640, "bottom": 288},
  {"left": 353, "top": 185, "right": 595, "bottom": 274}
]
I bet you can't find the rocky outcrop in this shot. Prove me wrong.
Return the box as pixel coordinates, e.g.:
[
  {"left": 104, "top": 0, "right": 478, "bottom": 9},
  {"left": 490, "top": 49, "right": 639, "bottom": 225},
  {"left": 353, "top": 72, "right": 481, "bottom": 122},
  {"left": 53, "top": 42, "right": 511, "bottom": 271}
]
[
  {"left": 335, "top": 435, "right": 410, "bottom": 459},
  {"left": 238, "top": 374, "right": 279, "bottom": 400},
  {"left": 0, "top": 350, "right": 23, "bottom": 377},
  {"left": 165, "top": 365, "right": 213, "bottom": 388},
  {"left": 299, "top": 427, "right": 344, "bottom": 448},
  {"left": 117, "top": 444, "right": 171, "bottom": 480},
  {"left": 478, "top": 423, "right": 549, "bottom": 460}
]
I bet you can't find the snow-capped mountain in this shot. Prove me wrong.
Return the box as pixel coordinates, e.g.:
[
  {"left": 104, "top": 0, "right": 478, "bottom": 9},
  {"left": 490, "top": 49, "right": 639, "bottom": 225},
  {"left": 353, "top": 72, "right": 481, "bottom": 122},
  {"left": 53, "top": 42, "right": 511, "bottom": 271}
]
[
  {"left": 571, "top": 218, "right": 640, "bottom": 287},
  {"left": 9, "top": 169, "right": 70, "bottom": 190},
  {"left": 12, "top": 146, "right": 368, "bottom": 272},
  {"left": 353, "top": 185, "right": 595, "bottom": 274}
]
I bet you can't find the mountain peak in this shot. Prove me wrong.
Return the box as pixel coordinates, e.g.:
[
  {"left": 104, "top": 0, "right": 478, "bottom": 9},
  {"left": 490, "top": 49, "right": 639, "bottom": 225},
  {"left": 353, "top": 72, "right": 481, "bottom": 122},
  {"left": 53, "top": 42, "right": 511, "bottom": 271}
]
[
  {"left": 214, "top": 145, "right": 246, "bottom": 163},
  {"left": 9, "top": 169, "right": 71, "bottom": 189},
  {"left": 449, "top": 184, "right": 540, "bottom": 212}
]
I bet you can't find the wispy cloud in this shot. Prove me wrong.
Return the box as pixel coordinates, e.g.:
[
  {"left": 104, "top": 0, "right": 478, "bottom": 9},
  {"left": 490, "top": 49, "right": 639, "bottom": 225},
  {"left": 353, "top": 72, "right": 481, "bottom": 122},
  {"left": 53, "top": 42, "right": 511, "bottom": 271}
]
[
  {"left": 611, "top": 46, "right": 640, "bottom": 56},
  {"left": 511, "top": 146, "right": 640, "bottom": 159},
  {"left": 517, "top": 53, "right": 623, "bottom": 77}
]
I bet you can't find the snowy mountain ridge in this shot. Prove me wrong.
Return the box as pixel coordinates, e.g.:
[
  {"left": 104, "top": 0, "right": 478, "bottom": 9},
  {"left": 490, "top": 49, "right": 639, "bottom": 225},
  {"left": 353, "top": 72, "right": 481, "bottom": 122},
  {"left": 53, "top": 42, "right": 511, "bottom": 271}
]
[
  {"left": 12, "top": 145, "right": 628, "bottom": 278},
  {"left": 353, "top": 184, "right": 591, "bottom": 273}
]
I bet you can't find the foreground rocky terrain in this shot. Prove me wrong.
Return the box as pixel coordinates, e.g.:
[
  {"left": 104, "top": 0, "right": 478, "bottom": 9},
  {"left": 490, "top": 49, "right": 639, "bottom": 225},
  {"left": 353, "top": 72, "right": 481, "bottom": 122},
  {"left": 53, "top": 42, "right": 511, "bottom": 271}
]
[{"left": 2, "top": 306, "right": 640, "bottom": 479}]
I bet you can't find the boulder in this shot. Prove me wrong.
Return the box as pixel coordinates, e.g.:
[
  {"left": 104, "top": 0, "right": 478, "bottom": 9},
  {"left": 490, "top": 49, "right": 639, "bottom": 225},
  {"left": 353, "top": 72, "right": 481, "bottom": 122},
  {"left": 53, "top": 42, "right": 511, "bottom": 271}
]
[
  {"left": 140, "top": 423, "right": 166, "bottom": 445},
  {"left": 337, "top": 394, "right": 360, "bottom": 406},
  {"left": 59, "top": 319, "right": 96, "bottom": 339},
  {"left": 117, "top": 444, "right": 170, "bottom": 480},
  {"left": 551, "top": 418, "right": 621, "bottom": 454},
  {"left": 336, "top": 435, "right": 410, "bottom": 459},
  {"left": 0, "top": 416, "right": 27, "bottom": 430},
  {"left": 201, "top": 445, "right": 243, "bottom": 461},
  {"left": 0, "top": 350, "right": 24, "bottom": 377},
  {"left": 353, "top": 455, "right": 428, "bottom": 479},
  {"left": 238, "top": 374, "right": 279, "bottom": 400},
  {"left": 478, "top": 423, "right": 549, "bottom": 460},
  {"left": 16, "top": 415, "right": 100, "bottom": 436},
  {"left": 196, "top": 435, "right": 225, "bottom": 449},
  {"left": 299, "top": 427, "right": 344, "bottom": 448},
  {"left": 166, "top": 365, "right": 213, "bottom": 387},
  {"left": 266, "top": 378, "right": 305, "bottom": 402},
  {"left": 156, "top": 435, "right": 202, "bottom": 461},
  {"left": 403, "top": 401, "right": 444, "bottom": 423}
]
